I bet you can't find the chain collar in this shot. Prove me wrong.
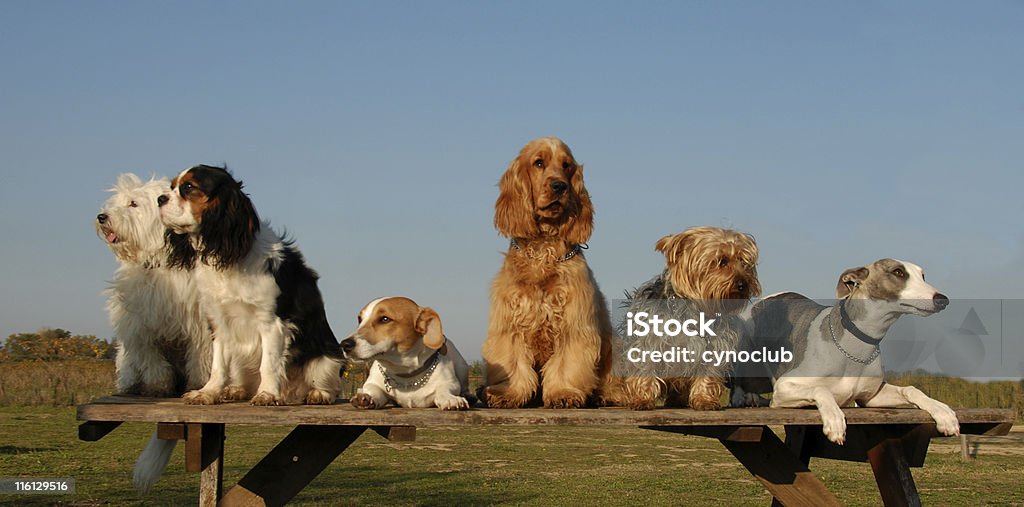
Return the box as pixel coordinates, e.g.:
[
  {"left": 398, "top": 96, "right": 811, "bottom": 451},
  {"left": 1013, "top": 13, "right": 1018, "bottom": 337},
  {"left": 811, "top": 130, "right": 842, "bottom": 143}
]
[
  {"left": 377, "top": 351, "right": 441, "bottom": 393},
  {"left": 828, "top": 304, "right": 880, "bottom": 365},
  {"left": 839, "top": 299, "right": 884, "bottom": 346},
  {"left": 510, "top": 239, "right": 588, "bottom": 263}
]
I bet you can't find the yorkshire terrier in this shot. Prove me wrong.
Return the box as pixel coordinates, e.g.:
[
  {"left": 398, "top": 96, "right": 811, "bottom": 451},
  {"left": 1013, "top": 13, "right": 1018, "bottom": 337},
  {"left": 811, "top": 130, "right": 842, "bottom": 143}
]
[{"left": 616, "top": 226, "right": 761, "bottom": 410}]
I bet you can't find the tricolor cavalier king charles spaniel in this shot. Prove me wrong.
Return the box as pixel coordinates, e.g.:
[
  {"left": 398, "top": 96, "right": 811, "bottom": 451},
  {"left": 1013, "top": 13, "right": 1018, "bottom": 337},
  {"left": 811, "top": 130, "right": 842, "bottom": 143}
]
[{"left": 158, "top": 165, "right": 344, "bottom": 406}]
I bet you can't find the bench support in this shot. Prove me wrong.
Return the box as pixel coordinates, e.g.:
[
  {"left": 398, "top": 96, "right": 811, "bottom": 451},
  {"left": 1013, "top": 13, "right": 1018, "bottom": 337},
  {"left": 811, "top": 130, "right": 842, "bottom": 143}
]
[
  {"left": 73, "top": 401, "right": 1014, "bottom": 507},
  {"left": 219, "top": 425, "right": 367, "bottom": 507},
  {"left": 646, "top": 425, "right": 841, "bottom": 507}
]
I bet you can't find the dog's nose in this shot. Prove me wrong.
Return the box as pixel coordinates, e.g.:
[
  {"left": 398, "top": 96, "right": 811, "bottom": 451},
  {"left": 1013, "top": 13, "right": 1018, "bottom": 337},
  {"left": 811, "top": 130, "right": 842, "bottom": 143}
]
[
  {"left": 933, "top": 293, "right": 949, "bottom": 310},
  {"left": 157, "top": 195, "right": 169, "bottom": 207},
  {"left": 340, "top": 337, "right": 355, "bottom": 354},
  {"left": 551, "top": 180, "right": 568, "bottom": 195},
  {"left": 96, "top": 213, "right": 108, "bottom": 224}
]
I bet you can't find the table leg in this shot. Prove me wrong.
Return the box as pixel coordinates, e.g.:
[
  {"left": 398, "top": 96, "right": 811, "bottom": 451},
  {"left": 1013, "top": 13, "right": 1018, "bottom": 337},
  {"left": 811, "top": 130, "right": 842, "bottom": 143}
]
[
  {"left": 196, "top": 424, "right": 225, "bottom": 507},
  {"left": 771, "top": 426, "right": 812, "bottom": 507},
  {"left": 718, "top": 426, "right": 842, "bottom": 507},
  {"left": 219, "top": 425, "right": 367, "bottom": 507},
  {"left": 867, "top": 436, "right": 922, "bottom": 507}
]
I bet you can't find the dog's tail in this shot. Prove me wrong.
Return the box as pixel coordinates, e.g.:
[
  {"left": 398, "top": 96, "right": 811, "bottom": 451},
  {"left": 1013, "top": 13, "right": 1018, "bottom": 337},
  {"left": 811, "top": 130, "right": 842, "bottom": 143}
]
[{"left": 133, "top": 431, "right": 177, "bottom": 493}]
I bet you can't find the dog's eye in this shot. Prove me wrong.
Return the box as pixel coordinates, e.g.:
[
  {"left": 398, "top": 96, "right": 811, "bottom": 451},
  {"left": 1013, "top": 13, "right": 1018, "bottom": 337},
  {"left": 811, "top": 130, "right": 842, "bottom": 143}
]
[
  {"left": 379, "top": 316, "right": 391, "bottom": 324},
  {"left": 719, "top": 257, "right": 729, "bottom": 268},
  {"left": 356, "top": 316, "right": 362, "bottom": 324},
  {"left": 180, "top": 182, "right": 193, "bottom": 194},
  {"left": 562, "top": 161, "right": 570, "bottom": 170},
  {"left": 129, "top": 200, "right": 138, "bottom": 208},
  {"left": 533, "top": 159, "right": 544, "bottom": 168},
  {"left": 892, "top": 268, "right": 906, "bottom": 278}
]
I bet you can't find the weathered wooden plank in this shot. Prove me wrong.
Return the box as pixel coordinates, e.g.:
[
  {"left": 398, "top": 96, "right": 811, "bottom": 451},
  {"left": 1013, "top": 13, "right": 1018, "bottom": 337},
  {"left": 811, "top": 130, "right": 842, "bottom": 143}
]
[
  {"left": 720, "top": 426, "right": 842, "bottom": 507},
  {"left": 156, "top": 422, "right": 185, "bottom": 440},
  {"left": 220, "top": 425, "right": 366, "bottom": 507},
  {"left": 75, "top": 397, "right": 1015, "bottom": 430},
  {"left": 77, "top": 421, "right": 121, "bottom": 441}
]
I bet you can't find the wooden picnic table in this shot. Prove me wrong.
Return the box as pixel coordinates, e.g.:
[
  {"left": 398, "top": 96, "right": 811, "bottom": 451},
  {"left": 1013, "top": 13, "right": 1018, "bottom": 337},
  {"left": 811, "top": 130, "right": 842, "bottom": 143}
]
[{"left": 77, "top": 396, "right": 1014, "bottom": 507}]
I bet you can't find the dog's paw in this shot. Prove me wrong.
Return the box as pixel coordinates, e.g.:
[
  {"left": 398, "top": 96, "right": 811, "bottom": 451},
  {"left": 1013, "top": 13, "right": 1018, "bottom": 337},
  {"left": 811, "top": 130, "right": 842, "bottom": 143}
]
[
  {"left": 626, "top": 395, "right": 657, "bottom": 411},
  {"left": 689, "top": 396, "right": 723, "bottom": 411},
  {"left": 437, "top": 396, "right": 470, "bottom": 411},
  {"left": 730, "top": 390, "right": 768, "bottom": 408},
  {"left": 543, "top": 391, "right": 586, "bottom": 409},
  {"left": 219, "top": 386, "right": 248, "bottom": 402},
  {"left": 819, "top": 406, "right": 847, "bottom": 445},
  {"left": 931, "top": 404, "right": 960, "bottom": 436},
  {"left": 250, "top": 391, "right": 284, "bottom": 406},
  {"left": 483, "top": 385, "right": 529, "bottom": 409},
  {"left": 304, "top": 389, "right": 336, "bottom": 405},
  {"left": 351, "top": 393, "right": 379, "bottom": 409},
  {"left": 183, "top": 390, "right": 219, "bottom": 405}
]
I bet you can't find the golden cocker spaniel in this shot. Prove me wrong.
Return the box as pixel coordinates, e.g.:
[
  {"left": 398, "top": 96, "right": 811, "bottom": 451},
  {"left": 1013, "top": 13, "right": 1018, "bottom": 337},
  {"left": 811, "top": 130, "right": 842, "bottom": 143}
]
[{"left": 481, "top": 137, "right": 618, "bottom": 409}]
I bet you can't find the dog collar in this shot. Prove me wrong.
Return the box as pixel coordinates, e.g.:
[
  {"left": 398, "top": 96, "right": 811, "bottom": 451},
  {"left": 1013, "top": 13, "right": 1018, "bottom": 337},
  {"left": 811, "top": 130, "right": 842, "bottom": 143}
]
[
  {"left": 378, "top": 350, "right": 441, "bottom": 393},
  {"left": 510, "top": 239, "right": 588, "bottom": 263},
  {"left": 839, "top": 299, "right": 884, "bottom": 346},
  {"left": 829, "top": 304, "right": 880, "bottom": 365}
]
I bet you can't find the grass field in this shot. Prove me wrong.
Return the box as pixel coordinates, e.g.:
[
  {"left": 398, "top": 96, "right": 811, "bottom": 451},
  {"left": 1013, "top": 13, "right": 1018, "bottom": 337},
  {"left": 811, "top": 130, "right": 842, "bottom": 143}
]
[{"left": 1, "top": 407, "right": 1022, "bottom": 506}]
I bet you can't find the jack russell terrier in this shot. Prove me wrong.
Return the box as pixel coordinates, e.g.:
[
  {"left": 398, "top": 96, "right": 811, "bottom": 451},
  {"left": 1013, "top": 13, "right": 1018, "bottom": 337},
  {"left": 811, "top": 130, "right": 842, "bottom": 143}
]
[
  {"left": 731, "top": 258, "right": 960, "bottom": 445},
  {"left": 341, "top": 297, "right": 473, "bottom": 410}
]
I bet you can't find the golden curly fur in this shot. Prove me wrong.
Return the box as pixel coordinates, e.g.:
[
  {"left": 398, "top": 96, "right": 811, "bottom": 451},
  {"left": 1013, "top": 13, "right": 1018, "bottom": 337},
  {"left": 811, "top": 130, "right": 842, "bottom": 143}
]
[
  {"left": 621, "top": 226, "right": 761, "bottom": 410},
  {"left": 481, "top": 137, "right": 616, "bottom": 409}
]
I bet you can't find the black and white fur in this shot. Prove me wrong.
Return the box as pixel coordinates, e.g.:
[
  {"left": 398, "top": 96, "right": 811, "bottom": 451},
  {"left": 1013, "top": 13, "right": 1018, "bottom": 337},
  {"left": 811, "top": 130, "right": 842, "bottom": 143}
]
[
  {"left": 158, "top": 164, "right": 345, "bottom": 407},
  {"left": 732, "top": 259, "right": 959, "bottom": 445}
]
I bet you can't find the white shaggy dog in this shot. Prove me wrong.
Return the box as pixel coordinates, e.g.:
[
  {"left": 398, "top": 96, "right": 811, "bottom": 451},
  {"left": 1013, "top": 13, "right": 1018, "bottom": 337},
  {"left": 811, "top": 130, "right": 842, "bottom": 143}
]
[{"left": 96, "top": 173, "right": 212, "bottom": 492}]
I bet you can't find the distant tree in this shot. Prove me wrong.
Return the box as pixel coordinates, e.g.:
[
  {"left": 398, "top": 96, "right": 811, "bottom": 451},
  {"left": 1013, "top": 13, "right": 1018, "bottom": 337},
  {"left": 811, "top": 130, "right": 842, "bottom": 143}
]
[{"left": 1, "top": 328, "right": 115, "bottom": 361}]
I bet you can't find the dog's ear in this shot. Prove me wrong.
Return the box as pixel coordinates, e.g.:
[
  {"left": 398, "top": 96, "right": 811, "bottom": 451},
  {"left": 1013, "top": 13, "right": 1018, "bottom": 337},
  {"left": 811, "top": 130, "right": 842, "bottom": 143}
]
[
  {"left": 114, "top": 173, "right": 142, "bottom": 192},
  {"left": 494, "top": 158, "right": 536, "bottom": 239},
  {"left": 837, "top": 266, "right": 869, "bottom": 298},
  {"left": 415, "top": 307, "right": 445, "bottom": 350},
  {"left": 655, "top": 232, "right": 688, "bottom": 265},
  {"left": 165, "top": 229, "right": 196, "bottom": 269},
  {"left": 200, "top": 179, "right": 260, "bottom": 269},
  {"left": 562, "top": 164, "right": 594, "bottom": 245}
]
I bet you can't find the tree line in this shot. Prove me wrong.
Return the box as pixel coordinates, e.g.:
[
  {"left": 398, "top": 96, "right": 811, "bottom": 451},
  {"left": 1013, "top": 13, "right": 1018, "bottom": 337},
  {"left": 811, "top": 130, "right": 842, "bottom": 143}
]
[{"left": 0, "top": 328, "right": 115, "bottom": 362}]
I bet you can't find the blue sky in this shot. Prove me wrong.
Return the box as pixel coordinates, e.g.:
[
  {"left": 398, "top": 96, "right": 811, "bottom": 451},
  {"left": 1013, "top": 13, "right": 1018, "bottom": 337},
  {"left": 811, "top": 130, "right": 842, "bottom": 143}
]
[{"left": 1, "top": 2, "right": 1021, "bottom": 362}]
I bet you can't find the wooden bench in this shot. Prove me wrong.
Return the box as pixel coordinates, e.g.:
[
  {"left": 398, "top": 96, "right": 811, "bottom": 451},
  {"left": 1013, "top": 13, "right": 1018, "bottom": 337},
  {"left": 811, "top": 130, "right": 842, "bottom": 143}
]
[{"left": 77, "top": 396, "right": 1014, "bottom": 507}]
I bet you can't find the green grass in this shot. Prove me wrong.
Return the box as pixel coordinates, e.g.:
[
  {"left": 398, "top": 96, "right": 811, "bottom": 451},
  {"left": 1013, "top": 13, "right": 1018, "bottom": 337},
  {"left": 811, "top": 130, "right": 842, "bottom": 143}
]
[{"left": 0, "top": 407, "right": 1022, "bottom": 506}]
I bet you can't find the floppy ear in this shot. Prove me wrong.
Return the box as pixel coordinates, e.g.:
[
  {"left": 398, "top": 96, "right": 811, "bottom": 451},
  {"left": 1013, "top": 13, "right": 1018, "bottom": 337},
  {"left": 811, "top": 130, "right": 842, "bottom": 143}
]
[
  {"left": 655, "top": 232, "right": 689, "bottom": 265},
  {"left": 562, "top": 164, "right": 594, "bottom": 244},
  {"left": 415, "top": 307, "right": 445, "bottom": 350},
  {"left": 836, "top": 266, "right": 869, "bottom": 298},
  {"left": 494, "top": 158, "right": 536, "bottom": 238},
  {"left": 165, "top": 229, "right": 196, "bottom": 269},
  {"left": 739, "top": 233, "right": 763, "bottom": 298},
  {"left": 200, "top": 181, "right": 260, "bottom": 269}
]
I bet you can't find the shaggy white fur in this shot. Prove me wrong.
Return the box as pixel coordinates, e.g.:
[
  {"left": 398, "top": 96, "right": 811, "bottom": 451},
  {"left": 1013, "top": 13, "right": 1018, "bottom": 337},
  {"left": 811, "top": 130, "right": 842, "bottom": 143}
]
[{"left": 96, "top": 173, "right": 212, "bottom": 492}]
